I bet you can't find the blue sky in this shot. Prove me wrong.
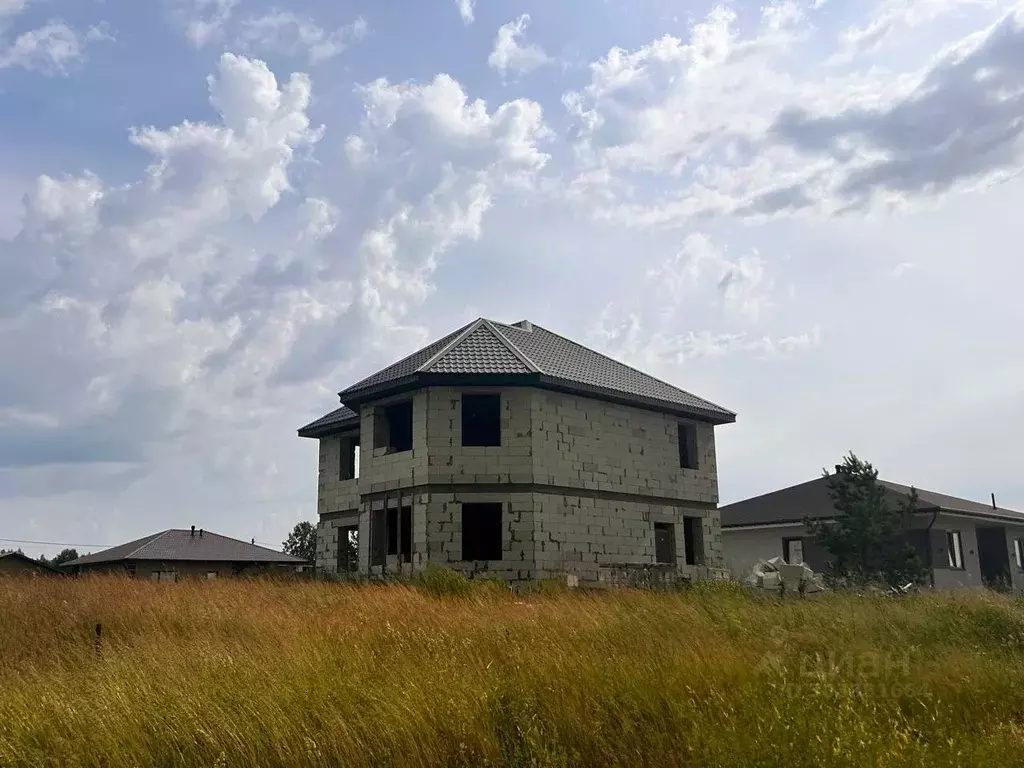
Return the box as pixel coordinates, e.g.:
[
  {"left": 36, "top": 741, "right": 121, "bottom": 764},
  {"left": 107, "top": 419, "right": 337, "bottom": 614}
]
[{"left": 2, "top": 0, "right": 1024, "bottom": 557}]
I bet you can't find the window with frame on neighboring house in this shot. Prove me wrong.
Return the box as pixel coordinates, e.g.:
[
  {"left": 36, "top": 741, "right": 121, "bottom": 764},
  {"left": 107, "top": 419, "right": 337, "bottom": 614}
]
[
  {"left": 462, "top": 393, "right": 501, "bottom": 447},
  {"left": 1015, "top": 538, "right": 1023, "bottom": 570},
  {"left": 462, "top": 503, "right": 503, "bottom": 561},
  {"left": 678, "top": 422, "right": 698, "bottom": 469},
  {"left": 151, "top": 570, "right": 177, "bottom": 583},
  {"left": 946, "top": 531, "right": 964, "bottom": 569},
  {"left": 783, "top": 537, "right": 804, "bottom": 565}
]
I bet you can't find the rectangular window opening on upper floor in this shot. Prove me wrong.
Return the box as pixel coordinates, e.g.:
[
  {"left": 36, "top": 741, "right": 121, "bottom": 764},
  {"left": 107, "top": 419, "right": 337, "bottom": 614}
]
[
  {"left": 339, "top": 435, "right": 360, "bottom": 480},
  {"left": 462, "top": 393, "right": 501, "bottom": 447},
  {"left": 462, "top": 503, "right": 503, "bottom": 561},
  {"left": 374, "top": 401, "right": 413, "bottom": 453},
  {"left": 678, "top": 422, "right": 698, "bottom": 470}
]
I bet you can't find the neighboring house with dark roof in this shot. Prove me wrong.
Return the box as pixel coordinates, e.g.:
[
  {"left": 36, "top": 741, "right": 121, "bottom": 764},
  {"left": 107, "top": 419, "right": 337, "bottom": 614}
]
[
  {"left": 298, "top": 317, "right": 735, "bottom": 584},
  {"left": 65, "top": 528, "right": 307, "bottom": 581},
  {"left": 720, "top": 477, "right": 1024, "bottom": 590},
  {"left": 0, "top": 551, "right": 66, "bottom": 578}
]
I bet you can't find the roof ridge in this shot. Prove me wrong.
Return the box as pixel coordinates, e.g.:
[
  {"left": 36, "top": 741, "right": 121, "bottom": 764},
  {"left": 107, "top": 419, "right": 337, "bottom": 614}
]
[
  {"left": 203, "top": 529, "right": 303, "bottom": 557},
  {"left": 125, "top": 530, "right": 172, "bottom": 559},
  {"left": 482, "top": 319, "right": 540, "bottom": 373},
  {"left": 527, "top": 322, "right": 737, "bottom": 418},
  {"left": 341, "top": 318, "right": 477, "bottom": 395},
  {"left": 416, "top": 318, "right": 486, "bottom": 373}
]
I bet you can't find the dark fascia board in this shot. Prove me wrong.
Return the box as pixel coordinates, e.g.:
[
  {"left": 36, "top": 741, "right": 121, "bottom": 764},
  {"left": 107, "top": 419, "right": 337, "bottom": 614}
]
[{"left": 338, "top": 372, "right": 736, "bottom": 425}]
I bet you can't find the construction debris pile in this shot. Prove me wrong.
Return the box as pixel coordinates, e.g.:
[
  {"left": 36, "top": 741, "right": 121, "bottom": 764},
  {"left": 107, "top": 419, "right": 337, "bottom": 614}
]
[{"left": 744, "top": 557, "right": 826, "bottom": 594}]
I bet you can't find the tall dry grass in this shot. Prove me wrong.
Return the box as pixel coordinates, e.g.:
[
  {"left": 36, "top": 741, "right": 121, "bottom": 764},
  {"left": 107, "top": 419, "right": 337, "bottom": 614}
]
[{"left": 2, "top": 573, "right": 1024, "bottom": 767}]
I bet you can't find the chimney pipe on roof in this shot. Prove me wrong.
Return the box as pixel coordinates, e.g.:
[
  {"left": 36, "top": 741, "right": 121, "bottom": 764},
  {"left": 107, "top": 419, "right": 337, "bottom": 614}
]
[
  {"left": 199, "top": 528, "right": 204, "bottom": 538},
  {"left": 191, "top": 525, "right": 195, "bottom": 537},
  {"left": 992, "top": 493, "right": 997, "bottom": 510}
]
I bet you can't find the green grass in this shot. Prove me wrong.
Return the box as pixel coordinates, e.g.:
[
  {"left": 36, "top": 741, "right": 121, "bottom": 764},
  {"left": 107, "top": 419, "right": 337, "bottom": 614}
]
[{"left": 3, "top": 574, "right": 1024, "bottom": 767}]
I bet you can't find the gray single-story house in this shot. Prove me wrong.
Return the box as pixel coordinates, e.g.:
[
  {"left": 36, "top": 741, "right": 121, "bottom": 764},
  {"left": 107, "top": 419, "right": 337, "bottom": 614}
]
[
  {"left": 720, "top": 477, "right": 1024, "bottom": 590},
  {"left": 65, "top": 527, "right": 308, "bottom": 580},
  {"left": 0, "top": 551, "right": 67, "bottom": 578}
]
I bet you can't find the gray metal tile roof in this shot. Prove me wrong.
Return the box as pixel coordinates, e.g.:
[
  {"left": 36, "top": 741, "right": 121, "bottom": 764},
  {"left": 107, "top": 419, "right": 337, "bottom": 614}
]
[
  {"left": 879, "top": 481, "right": 1024, "bottom": 522},
  {"left": 68, "top": 530, "right": 306, "bottom": 566},
  {"left": 297, "top": 406, "right": 359, "bottom": 437},
  {"left": 344, "top": 319, "right": 477, "bottom": 391},
  {"left": 491, "top": 321, "right": 733, "bottom": 419},
  {"left": 423, "top": 322, "right": 534, "bottom": 375},
  {"left": 720, "top": 476, "right": 1024, "bottom": 527},
  {"left": 0, "top": 551, "right": 66, "bottom": 575},
  {"left": 320, "top": 318, "right": 734, "bottom": 422}
]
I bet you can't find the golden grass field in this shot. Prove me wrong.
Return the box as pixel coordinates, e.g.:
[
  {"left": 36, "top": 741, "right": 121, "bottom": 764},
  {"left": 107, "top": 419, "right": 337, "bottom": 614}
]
[{"left": 3, "top": 572, "right": 1024, "bottom": 767}]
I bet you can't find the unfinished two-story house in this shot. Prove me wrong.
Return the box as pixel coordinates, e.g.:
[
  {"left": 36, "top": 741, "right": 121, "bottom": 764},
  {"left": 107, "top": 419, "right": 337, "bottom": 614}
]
[{"left": 297, "top": 318, "right": 736, "bottom": 584}]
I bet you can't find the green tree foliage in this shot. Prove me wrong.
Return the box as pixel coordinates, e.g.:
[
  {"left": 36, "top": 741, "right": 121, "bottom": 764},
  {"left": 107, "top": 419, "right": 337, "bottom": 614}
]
[
  {"left": 283, "top": 521, "right": 317, "bottom": 564},
  {"left": 51, "top": 549, "right": 80, "bottom": 567},
  {"left": 340, "top": 529, "right": 358, "bottom": 573},
  {"left": 806, "top": 453, "right": 929, "bottom": 588}
]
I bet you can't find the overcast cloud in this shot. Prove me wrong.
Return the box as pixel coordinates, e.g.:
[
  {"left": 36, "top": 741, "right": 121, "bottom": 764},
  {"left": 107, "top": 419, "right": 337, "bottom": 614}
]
[{"left": 1, "top": 0, "right": 1022, "bottom": 557}]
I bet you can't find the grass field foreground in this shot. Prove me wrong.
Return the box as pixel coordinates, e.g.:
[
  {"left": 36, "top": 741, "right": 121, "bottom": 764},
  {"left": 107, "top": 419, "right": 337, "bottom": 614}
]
[{"left": 3, "top": 574, "right": 1024, "bottom": 767}]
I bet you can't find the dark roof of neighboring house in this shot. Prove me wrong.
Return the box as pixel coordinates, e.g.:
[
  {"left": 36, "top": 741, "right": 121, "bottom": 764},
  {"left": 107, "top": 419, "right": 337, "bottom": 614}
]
[
  {"left": 0, "top": 551, "right": 66, "bottom": 575},
  {"left": 67, "top": 530, "right": 307, "bottom": 567},
  {"left": 720, "top": 476, "right": 1024, "bottom": 527},
  {"left": 298, "top": 318, "right": 735, "bottom": 437}
]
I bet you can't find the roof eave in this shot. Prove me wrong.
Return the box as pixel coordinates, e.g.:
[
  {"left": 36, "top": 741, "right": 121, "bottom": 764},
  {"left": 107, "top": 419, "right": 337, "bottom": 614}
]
[
  {"left": 720, "top": 503, "right": 946, "bottom": 529},
  {"left": 338, "top": 372, "right": 549, "bottom": 409},
  {"left": 337, "top": 372, "right": 736, "bottom": 424},
  {"left": 297, "top": 418, "right": 360, "bottom": 439}
]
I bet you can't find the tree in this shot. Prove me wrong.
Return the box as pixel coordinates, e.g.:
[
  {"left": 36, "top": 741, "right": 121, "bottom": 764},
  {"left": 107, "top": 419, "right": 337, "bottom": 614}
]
[
  {"left": 340, "top": 528, "right": 358, "bottom": 573},
  {"left": 806, "top": 453, "right": 929, "bottom": 588},
  {"left": 51, "top": 548, "right": 79, "bottom": 567},
  {"left": 283, "top": 521, "right": 317, "bottom": 564}
]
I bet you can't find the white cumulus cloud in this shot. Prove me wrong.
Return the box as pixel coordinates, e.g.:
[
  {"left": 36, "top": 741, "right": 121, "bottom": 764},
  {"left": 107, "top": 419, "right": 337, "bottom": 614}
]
[
  {"left": 238, "top": 12, "right": 367, "bottom": 63},
  {"left": 0, "top": 20, "right": 109, "bottom": 74},
  {"left": 456, "top": 0, "right": 474, "bottom": 24},
  {"left": 488, "top": 14, "right": 550, "bottom": 75}
]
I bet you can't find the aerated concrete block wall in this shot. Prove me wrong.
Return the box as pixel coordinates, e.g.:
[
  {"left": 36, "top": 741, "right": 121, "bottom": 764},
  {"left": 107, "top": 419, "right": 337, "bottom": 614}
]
[
  {"left": 528, "top": 390, "right": 723, "bottom": 579},
  {"left": 315, "top": 385, "right": 725, "bottom": 580},
  {"left": 423, "top": 387, "right": 535, "bottom": 484},
  {"left": 425, "top": 491, "right": 538, "bottom": 582},
  {"left": 315, "top": 430, "right": 360, "bottom": 573},
  {"left": 529, "top": 389, "right": 718, "bottom": 503}
]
